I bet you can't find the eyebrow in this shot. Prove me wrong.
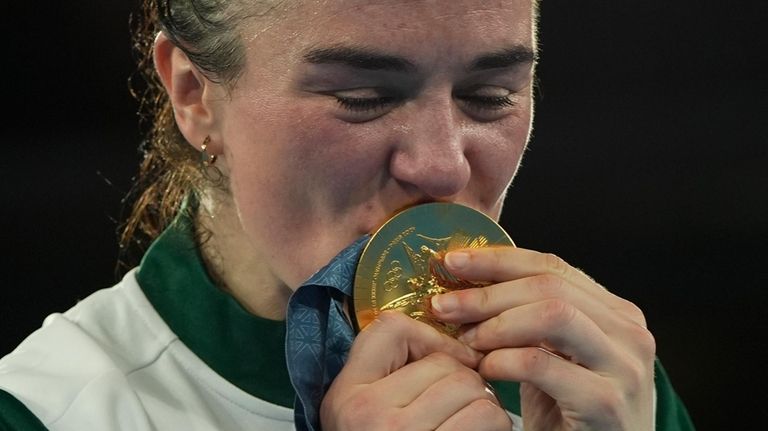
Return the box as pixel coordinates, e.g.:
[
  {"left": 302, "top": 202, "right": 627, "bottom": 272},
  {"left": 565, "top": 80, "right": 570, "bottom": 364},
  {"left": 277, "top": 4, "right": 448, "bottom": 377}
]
[
  {"left": 303, "top": 46, "right": 416, "bottom": 72},
  {"left": 469, "top": 47, "right": 538, "bottom": 71},
  {"left": 302, "top": 45, "right": 536, "bottom": 73}
]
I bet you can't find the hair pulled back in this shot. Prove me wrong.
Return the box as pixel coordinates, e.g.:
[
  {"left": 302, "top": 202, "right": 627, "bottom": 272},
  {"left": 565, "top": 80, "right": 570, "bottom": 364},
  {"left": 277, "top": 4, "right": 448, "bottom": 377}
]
[
  {"left": 120, "top": 0, "right": 277, "bottom": 268},
  {"left": 120, "top": 0, "right": 538, "bottom": 269}
]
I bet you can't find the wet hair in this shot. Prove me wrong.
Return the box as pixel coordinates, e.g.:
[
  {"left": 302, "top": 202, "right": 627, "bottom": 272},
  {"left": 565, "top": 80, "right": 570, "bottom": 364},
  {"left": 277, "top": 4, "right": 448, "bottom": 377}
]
[{"left": 120, "top": 0, "right": 278, "bottom": 268}]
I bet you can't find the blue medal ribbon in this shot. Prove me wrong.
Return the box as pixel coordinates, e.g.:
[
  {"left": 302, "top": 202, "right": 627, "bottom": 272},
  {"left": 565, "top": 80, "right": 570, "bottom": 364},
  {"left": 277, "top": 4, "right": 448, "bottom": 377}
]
[{"left": 285, "top": 235, "right": 370, "bottom": 431}]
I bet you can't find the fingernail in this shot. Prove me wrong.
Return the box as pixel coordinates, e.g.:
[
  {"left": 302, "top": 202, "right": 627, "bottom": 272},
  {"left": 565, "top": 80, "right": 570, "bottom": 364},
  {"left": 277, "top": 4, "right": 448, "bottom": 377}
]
[
  {"left": 431, "top": 293, "right": 458, "bottom": 314},
  {"left": 445, "top": 251, "right": 469, "bottom": 270}
]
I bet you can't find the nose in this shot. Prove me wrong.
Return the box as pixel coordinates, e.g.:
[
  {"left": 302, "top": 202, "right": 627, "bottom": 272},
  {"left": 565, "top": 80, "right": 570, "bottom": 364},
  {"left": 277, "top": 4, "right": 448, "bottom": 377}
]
[{"left": 389, "top": 102, "right": 471, "bottom": 199}]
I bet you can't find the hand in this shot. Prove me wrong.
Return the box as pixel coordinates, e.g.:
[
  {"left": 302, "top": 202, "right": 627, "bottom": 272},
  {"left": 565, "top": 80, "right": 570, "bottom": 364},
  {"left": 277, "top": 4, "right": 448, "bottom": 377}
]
[
  {"left": 430, "top": 247, "right": 656, "bottom": 431},
  {"left": 320, "top": 311, "right": 514, "bottom": 431}
]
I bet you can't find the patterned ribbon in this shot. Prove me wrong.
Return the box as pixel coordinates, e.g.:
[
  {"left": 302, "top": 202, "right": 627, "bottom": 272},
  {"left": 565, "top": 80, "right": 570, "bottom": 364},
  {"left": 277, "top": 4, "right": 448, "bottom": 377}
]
[{"left": 285, "top": 235, "right": 370, "bottom": 431}]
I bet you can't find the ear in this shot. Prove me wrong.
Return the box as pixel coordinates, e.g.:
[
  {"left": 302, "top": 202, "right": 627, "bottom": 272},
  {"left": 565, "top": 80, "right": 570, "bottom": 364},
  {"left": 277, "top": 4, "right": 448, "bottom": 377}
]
[{"left": 153, "top": 32, "right": 219, "bottom": 154}]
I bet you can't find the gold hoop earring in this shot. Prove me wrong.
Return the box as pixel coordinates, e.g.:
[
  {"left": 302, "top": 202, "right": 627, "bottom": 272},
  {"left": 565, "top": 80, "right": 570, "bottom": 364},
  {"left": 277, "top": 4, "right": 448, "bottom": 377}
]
[{"left": 200, "top": 136, "right": 217, "bottom": 166}]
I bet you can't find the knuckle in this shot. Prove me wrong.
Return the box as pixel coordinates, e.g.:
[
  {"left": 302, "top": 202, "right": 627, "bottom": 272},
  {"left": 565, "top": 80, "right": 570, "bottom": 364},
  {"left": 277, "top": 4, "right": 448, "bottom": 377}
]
[
  {"left": 529, "top": 273, "right": 566, "bottom": 298},
  {"left": 479, "top": 312, "right": 512, "bottom": 345},
  {"left": 476, "top": 286, "right": 493, "bottom": 311},
  {"left": 457, "top": 286, "right": 491, "bottom": 315},
  {"left": 491, "top": 247, "right": 506, "bottom": 268},
  {"left": 621, "top": 299, "right": 649, "bottom": 328},
  {"left": 622, "top": 356, "right": 653, "bottom": 392},
  {"left": 486, "top": 314, "right": 503, "bottom": 338},
  {"left": 375, "top": 309, "right": 409, "bottom": 328},
  {"left": 424, "top": 351, "right": 462, "bottom": 369},
  {"left": 628, "top": 323, "right": 657, "bottom": 359},
  {"left": 539, "top": 298, "right": 577, "bottom": 331},
  {"left": 478, "top": 351, "right": 504, "bottom": 378},
  {"left": 447, "top": 367, "right": 485, "bottom": 391},
  {"left": 543, "top": 252, "right": 569, "bottom": 276}
]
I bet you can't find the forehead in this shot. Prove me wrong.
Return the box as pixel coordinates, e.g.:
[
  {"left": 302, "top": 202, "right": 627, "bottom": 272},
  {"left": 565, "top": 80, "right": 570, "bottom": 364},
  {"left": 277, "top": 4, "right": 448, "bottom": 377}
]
[
  {"left": 244, "top": 0, "right": 534, "bottom": 64},
  {"left": 283, "top": 0, "right": 533, "bottom": 23}
]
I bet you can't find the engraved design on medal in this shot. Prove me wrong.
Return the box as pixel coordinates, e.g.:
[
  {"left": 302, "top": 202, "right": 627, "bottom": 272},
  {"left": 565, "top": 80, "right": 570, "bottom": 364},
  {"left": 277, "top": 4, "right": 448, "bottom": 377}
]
[
  {"left": 353, "top": 202, "right": 514, "bottom": 335},
  {"left": 378, "top": 232, "right": 491, "bottom": 335},
  {"left": 370, "top": 226, "right": 416, "bottom": 312},
  {"left": 383, "top": 260, "right": 403, "bottom": 292}
]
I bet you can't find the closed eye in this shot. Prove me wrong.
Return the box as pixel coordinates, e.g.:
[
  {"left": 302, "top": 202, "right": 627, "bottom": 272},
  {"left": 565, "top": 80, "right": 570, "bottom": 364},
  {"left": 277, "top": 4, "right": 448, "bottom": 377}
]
[
  {"left": 457, "top": 94, "right": 515, "bottom": 110},
  {"left": 455, "top": 85, "right": 519, "bottom": 120},
  {"left": 335, "top": 95, "right": 398, "bottom": 112}
]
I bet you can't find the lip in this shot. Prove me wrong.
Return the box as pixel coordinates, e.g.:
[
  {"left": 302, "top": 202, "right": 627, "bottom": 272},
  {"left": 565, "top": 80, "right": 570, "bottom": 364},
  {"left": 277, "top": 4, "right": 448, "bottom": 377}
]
[
  {"left": 362, "top": 198, "right": 469, "bottom": 235},
  {"left": 391, "top": 198, "right": 445, "bottom": 216}
]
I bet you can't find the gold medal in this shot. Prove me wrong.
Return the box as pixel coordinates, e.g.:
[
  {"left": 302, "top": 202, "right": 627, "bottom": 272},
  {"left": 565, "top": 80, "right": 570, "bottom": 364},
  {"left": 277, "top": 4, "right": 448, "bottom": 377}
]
[{"left": 352, "top": 203, "right": 514, "bottom": 336}]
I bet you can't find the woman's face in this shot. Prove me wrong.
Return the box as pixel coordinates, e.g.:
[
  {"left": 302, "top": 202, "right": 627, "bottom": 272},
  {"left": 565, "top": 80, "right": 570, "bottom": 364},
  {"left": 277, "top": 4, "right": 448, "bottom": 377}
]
[{"left": 209, "top": 0, "right": 536, "bottom": 289}]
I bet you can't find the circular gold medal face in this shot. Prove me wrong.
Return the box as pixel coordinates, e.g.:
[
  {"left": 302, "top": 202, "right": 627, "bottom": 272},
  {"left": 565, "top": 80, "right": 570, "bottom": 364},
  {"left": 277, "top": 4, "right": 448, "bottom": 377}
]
[{"left": 352, "top": 203, "right": 514, "bottom": 336}]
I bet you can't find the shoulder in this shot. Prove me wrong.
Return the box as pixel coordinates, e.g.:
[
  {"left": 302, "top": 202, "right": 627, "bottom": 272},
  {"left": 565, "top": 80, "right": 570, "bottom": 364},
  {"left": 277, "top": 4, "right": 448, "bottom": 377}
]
[
  {"left": 0, "top": 270, "right": 174, "bottom": 430},
  {"left": 0, "top": 389, "right": 48, "bottom": 431}
]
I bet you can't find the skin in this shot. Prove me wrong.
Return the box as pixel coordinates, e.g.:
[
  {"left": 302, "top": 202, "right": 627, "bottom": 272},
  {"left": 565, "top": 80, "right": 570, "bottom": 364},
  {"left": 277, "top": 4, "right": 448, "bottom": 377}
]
[{"left": 155, "top": 0, "right": 656, "bottom": 429}]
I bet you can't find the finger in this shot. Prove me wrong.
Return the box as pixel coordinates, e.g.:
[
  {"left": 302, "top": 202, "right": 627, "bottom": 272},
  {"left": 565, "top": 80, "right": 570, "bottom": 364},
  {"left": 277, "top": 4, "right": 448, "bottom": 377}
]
[
  {"left": 458, "top": 299, "right": 616, "bottom": 370},
  {"left": 432, "top": 272, "right": 646, "bottom": 332},
  {"left": 373, "top": 352, "right": 470, "bottom": 406},
  {"left": 479, "top": 347, "right": 607, "bottom": 414},
  {"left": 444, "top": 246, "right": 590, "bottom": 286},
  {"left": 339, "top": 311, "right": 482, "bottom": 386},
  {"left": 443, "top": 247, "right": 636, "bottom": 318},
  {"left": 480, "top": 348, "right": 654, "bottom": 428},
  {"left": 397, "top": 365, "right": 501, "bottom": 429},
  {"left": 435, "top": 399, "right": 513, "bottom": 431}
]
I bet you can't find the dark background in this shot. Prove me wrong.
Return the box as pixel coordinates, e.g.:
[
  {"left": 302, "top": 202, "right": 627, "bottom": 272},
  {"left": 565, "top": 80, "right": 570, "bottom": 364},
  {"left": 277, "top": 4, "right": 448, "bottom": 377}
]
[{"left": 3, "top": 1, "right": 766, "bottom": 429}]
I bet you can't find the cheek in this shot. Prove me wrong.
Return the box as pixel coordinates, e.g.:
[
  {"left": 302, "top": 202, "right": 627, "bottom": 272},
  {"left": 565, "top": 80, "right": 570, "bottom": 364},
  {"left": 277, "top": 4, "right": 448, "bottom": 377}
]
[
  {"left": 467, "top": 111, "right": 532, "bottom": 206},
  {"left": 226, "top": 106, "right": 391, "bottom": 232},
  {"left": 223, "top": 112, "right": 390, "bottom": 287},
  {"left": 272, "top": 115, "right": 393, "bottom": 212}
]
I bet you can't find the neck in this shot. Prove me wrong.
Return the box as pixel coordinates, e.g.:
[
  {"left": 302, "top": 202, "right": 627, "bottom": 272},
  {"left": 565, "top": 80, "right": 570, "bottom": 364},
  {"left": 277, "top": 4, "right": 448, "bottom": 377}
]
[{"left": 196, "top": 193, "right": 292, "bottom": 320}]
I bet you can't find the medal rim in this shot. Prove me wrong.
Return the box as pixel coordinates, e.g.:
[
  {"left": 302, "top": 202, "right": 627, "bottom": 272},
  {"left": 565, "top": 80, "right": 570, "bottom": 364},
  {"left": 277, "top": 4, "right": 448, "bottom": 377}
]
[{"left": 350, "top": 202, "right": 514, "bottom": 333}]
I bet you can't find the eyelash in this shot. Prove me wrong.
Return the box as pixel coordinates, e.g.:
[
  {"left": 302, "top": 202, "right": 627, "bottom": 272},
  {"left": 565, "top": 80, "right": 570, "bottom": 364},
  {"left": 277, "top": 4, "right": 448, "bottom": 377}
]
[
  {"left": 334, "top": 94, "right": 515, "bottom": 113},
  {"left": 335, "top": 96, "right": 397, "bottom": 112},
  {"left": 458, "top": 95, "right": 516, "bottom": 110}
]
